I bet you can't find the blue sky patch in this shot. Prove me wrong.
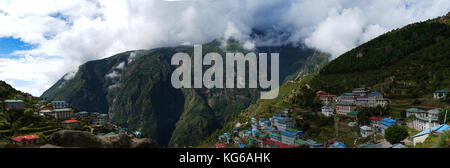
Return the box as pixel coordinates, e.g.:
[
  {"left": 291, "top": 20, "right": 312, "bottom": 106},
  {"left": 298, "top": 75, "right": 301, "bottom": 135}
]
[{"left": 0, "top": 37, "right": 34, "bottom": 57}]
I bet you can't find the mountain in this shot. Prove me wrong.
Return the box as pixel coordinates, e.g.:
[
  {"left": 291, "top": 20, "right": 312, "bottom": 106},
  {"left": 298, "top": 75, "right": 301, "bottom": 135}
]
[
  {"left": 202, "top": 13, "right": 450, "bottom": 146},
  {"left": 0, "top": 81, "right": 33, "bottom": 100},
  {"left": 41, "top": 41, "right": 329, "bottom": 147}
]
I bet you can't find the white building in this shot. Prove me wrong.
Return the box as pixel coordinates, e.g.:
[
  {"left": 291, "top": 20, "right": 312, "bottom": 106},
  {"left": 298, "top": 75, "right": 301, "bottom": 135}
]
[
  {"left": 433, "top": 90, "right": 448, "bottom": 100},
  {"left": 272, "top": 116, "right": 293, "bottom": 131},
  {"left": 321, "top": 106, "right": 334, "bottom": 117},
  {"left": 39, "top": 108, "right": 73, "bottom": 120},
  {"left": 368, "top": 92, "right": 387, "bottom": 107},
  {"left": 406, "top": 108, "right": 440, "bottom": 131},
  {"left": 352, "top": 88, "right": 368, "bottom": 97},
  {"left": 335, "top": 103, "right": 356, "bottom": 115},
  {"left": 412, "top": 124, "right": 449, "bottom": 146},
  {"left": 360, "top": 125, "right": 373, "bottom": 138},
  {"left": 52, "top": 101, "right": 67, "bottom": 109}
]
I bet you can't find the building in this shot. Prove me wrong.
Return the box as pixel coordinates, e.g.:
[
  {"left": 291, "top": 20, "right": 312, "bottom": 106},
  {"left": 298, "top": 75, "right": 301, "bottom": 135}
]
[
  {"left": 347, "top": 111, "right": 359, "bottom": 118},
  {"left": 328, "top": 139, "right": 346, "bottom": 148},
  {"left": 433, "top": 90, "right": 448, "bottom": 100},
  {"left": 62, "top": 119, "right": 79, "bottom": 129},
  {"left": 52, "top": 108, "right": 73, "bottom": 120},
  {"left": 3, "top": 100, "right": 25, "bottom": 111},
  {"left": 355, "top": 97, "right": 369, "bottom": 106},
  {"left": 305, "top": 139, "right": 323, "bottom": 148},
  {"left": 280, "top": 128, "right": 300, "bottom": 146},
  {"left": 39, "top": 108, "right": 73, "bottom": 120},
  {"left": 352, "top": 88, "right": 368, "bottom": 97},
  {"left": 339, "top": 93, "right": 356, "bottom": 104},
  {"left": 321, "top": 106, "right": 334, "bottom": 117},
  {"left": 52, "top": 101, "right": 67, "bottom": 109},
  {"left": 272, "top": 116, "right": 293, "bottom": 131},
  {"left": 360, "top": 125, "right": 373, "bottom": 138},
  {"left": 412, "top": 124, "right": 449, "bottom": 146},
  {"left": 406, "top": 108, "right": 440, "bottom": 131},
  {"left": 38, "top": 109, "right": 52, "bottom": 118},
  {"left": 369, "top": 117, "right": 382, "bottom": 132},
  {"left": 10, "top": 134, "right": 40, "bottom": 145},
  {"left": 380, "top": 118, "right": 396, "bottom": 134},
  {"left": 335, "top": 102, "right": 356, "bottom": 115},
  {"left": 295, "top": 139, "right": 307, "bottom": 147},
  {"left": 317, "top": 92, "right": 337, "bottom": 105},
  {"left": 368, "top": 92, "right": 387, "bottom": 107},
  {"left": 369, "top": 117, "right": 381, "bottom": 126},
  {"left": 270, "top": 133, "right": 281, "bottom": 142},
  {"left": 76, "top": 111, "right": 90, "bottom": 119},
  {"left": 99, "top": 114, "right": 109, "bottom": 125}
]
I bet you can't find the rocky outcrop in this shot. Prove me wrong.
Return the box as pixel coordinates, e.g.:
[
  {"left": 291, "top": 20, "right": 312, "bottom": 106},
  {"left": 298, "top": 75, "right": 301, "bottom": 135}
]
[{"left": 47, "top": 130, "right": 158, "bottom": 148}]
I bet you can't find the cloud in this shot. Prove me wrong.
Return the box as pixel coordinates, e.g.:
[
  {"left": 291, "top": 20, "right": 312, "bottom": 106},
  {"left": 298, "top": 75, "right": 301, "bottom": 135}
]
[{"left": 0, "top": 0, "right": 448, "bottom": 96}]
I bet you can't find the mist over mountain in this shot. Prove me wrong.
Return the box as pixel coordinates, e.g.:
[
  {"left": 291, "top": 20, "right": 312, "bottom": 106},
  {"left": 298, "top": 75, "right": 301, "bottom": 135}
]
[{"left": 1, "top": 0, "right": 449, "bottom": 96}]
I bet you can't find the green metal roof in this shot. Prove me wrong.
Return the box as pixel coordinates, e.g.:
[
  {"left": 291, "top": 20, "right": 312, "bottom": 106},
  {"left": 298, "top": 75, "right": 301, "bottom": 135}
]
[
  {"left": 348, "top": 111, "right": 359, "bottom": 115},
  {"left": 434, "top": 90, "right": 448, "bottom": 93},
  {"left": 405, "top": 108, "right": 426, "bottom": 113},
  {"left": 4, "top": 100, "right": 24, "bottom": 103},
  {"left": 52, "top": 108, "right": 72, "bottom": 112},
  {"left": 295, "top": 139, "right": 306, "bottom": 145},
  {"left": 285, "top": 128, "right": 298, "bottom": 132},
  {"left": 417, "top": 117, "right": 438, "bottom": 122},
  {"left": 336, "top": 102, "right": 354, "bottom": 106}
]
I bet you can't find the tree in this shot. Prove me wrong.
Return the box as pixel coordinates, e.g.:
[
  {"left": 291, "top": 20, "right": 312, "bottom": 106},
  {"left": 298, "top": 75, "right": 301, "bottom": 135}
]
[
  {"left": 24, "top": 108, "right": 34, "bottom": 116},
  {"left": 438, "top": 108, "right": 449, "bottom": 124},
  {"left": 384, "top": 124, "right": 408, "bottom": 144}
]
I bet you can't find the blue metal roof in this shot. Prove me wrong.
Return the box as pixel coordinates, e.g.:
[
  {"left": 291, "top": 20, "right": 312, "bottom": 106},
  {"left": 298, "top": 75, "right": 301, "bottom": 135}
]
[
  {"left": 281, "top": 130, "right": 296, "bottom": 137},
  {"left": 381, "top": 118, "right": 396, "bottom": 123},
  {"left": 413, "top": 124, "right": 450, "bottom": 138},
  {"left": 52, "top": 101, "right": 65, "bottom": 103},
  {"left": 273, "top": 116, "right": 286, "bottom": 120},
  {"left": 331, "top": 142, "right": 346, "bottom": 148},
  {"left": 240, "top": 144, "right": 248, "bottom": 148}
]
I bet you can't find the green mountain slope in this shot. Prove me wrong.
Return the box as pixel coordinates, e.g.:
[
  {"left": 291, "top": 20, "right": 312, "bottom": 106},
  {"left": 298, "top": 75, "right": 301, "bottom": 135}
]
[
  {"left": 41, "top": 41, "right": 329, "bottom": 147},
  {"left": 202, "top": 14, "right": 450, "bottom": 147}
]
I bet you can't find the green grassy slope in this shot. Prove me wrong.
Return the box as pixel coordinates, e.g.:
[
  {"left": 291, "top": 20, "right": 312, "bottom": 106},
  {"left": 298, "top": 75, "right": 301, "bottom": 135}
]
[{"left": 202, "top": 14, "right": 450, "bottom": 147}]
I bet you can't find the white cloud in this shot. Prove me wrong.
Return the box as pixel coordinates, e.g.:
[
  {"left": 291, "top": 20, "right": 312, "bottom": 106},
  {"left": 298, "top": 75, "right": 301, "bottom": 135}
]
[
  {"left": 0, "top": 0, "right": 448, "bottom": 96},
  {"left": 105, "top": 71, "right": 120, "bottom": 79}
]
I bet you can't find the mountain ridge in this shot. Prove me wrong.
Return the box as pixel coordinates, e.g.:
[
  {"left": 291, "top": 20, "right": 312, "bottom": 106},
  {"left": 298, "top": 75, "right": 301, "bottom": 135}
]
[{"left": 41, "top": 41, "right": 329, "bottom": 147}]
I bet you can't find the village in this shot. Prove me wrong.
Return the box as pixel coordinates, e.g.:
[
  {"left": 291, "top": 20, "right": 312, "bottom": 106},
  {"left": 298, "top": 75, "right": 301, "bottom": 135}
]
[
  {"left": 1, "top": 99, "right": 143, "bottom": 146},
  {"left": 215, "top": 88, "right": 449, "bottom": 148}
]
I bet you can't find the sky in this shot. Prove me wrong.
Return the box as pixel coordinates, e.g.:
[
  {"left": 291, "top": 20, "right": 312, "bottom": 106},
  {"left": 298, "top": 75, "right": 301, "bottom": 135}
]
[{"left": 0, "top": 0, "right": 449, "bottom": 96}]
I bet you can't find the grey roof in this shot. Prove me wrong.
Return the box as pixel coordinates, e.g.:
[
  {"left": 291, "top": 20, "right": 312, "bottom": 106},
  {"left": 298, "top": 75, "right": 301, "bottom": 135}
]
[{"left": 427, "top": 109, "right": 440, "bottom": 115}]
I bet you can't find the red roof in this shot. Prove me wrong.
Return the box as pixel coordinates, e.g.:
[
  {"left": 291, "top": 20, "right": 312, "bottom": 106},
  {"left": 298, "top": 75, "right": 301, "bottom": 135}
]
[
  {"left": 216, "top": 144, "right": 227, "bottom": 148},
  {"left": 258, "top": 137, "right": 295, "bottom": 148},
  {"left": 317, "top": 93, "right": 337, "bottom": 97},
  {"left": 11, "top": 134, "right": 40, "bottom": 142},
  {"left": 328, "top": 138, "right": 344, "bottom": 144},
  {"left": 63, "top": 119, "right": 78, "bottom": 124},
  {"left": 368, "top": 117, "right": 381, "bottom": 121}
]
